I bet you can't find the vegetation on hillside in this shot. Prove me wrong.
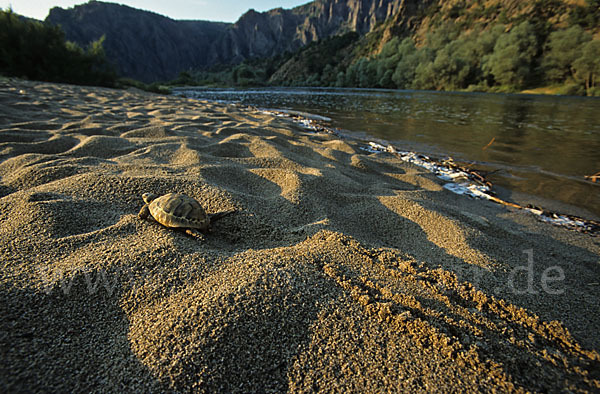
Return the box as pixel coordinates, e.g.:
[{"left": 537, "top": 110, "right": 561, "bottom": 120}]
[
  {"left": 175, "top": 0, "right": 600, "bottom": 96},
  {"left": 4, "top": 0, "right": 597, "bottom": 97},
  {"left": 169, "top": 33, "right": 359, "bottom": 88},
  {"left": 0, "top": 8, "right": 117, "bottom": 86},
  {"left": 333, "top": 20, "right": 600, "bottom": 96}
]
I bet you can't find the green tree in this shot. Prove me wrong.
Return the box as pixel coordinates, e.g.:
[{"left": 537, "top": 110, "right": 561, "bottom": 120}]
[
  {"left": 335, "top": 71, "right": 346, "bottom": 87},
  {"left": 379, "top": 37, "right": 400, "bottom": 58},
  {"left": 356, "top": 58, "right": 377, "bottom": 88},
  {"left": 306, "top": 73, "right": 320, "bottom": 87},
  {"left": 344, "top": 62, "right": 359, "bottom": 86},
  {"left": 483, "top": 22, "right": 539, "bottom": 89},
  {"left": 391, "top": 38, "right": 419, "bottom": 89},
  {"left": 232, "top": 64, "right": 254, "bottom": 82},
  {"left": 377, "top": 67, "right": 395, "bottom": 88},
  {"left": 460, "top": 25, "right": 504, "bottom": 88},
  {"left": 374, "top": 38, "right": 401, "bottom": 88},
  {"left": 428, "top": 44, "right": 471, "bottom": 90},
  {"left": 321, "top": 64, "right": 336, "bottom": 86},
  {"left": 424, "top": 24, "right": 460, "bottom": 51},
  {"left": 543, "top": 26, "right": 591, "bottom": 82},
  {"left": 408, "top": 47, "right": 436, "bottom": 90},
  {"left": 572, "top": 40, "right": 600, "bottom": 95}
]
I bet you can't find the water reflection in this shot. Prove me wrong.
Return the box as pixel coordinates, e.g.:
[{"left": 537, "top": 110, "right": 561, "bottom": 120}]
[{"left": 177, "top": 87, "right": 600, "bottom": 218}]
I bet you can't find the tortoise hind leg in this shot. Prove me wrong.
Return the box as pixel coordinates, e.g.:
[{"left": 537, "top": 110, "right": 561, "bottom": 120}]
[
  {"left": 185, "top": 228, "right": 205, "bottom": 240},
  {"left": 208, "top": 209, "right": 236, "bottom": 224}
]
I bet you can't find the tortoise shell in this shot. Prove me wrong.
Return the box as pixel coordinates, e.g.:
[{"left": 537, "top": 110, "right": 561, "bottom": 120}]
[{"left": 143, "top": 193, "right": 210, "bottom": 231}]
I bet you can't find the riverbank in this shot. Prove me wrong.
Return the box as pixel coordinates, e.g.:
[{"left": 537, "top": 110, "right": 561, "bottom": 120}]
[
  {"left": 175, "top": 86, "right": 600, "bottom": 221},
  {"left": 1, "top": 79, "right": 599, "bottom": 392}
]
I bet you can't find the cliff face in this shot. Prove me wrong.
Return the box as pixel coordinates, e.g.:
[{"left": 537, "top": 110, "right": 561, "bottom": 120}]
[
  {"left": 212, "top": 0, "right": 421, "bottom": 63},
  {"left": 210, "top": 8, "right": 303, "bottom": 64},
  {"left": 46, "top": 0, "right": 424, "bottom": 82},
  {"left": 46, "top": 1, "right": 229, "bottom": 82}
]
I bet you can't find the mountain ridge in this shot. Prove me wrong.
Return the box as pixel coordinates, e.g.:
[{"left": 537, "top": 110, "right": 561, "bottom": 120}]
[
  {"left": 46, "top": 1, "right": 230, "bottom": 82},
  {"left": 45, "top": 0, "right": 599, "bottom": 89},
  {"left": 46, "top": 0, "right": 428, "bottom": 82}
]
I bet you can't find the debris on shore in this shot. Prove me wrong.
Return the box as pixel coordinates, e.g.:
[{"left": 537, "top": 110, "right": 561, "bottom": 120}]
[
  {"left": 266, "top": 109, "right": 599, "bottom": 236},
  {"left": 364, "top": 142, "right": 599, "bottom": 236}
]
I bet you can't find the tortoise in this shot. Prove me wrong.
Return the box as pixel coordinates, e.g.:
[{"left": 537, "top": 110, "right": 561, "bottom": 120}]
[{"left": 138, "top": 192, "right": 234, "bottom": 237}]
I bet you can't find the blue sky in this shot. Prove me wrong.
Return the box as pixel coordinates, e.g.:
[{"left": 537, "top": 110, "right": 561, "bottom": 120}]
[{"left": 3, "top": 0, "right": 310, "bottom": 22}]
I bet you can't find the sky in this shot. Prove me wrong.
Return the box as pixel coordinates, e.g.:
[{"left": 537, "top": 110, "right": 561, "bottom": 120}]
[{"left": 2, "top": 0, "right": 310, "bottom": 22}]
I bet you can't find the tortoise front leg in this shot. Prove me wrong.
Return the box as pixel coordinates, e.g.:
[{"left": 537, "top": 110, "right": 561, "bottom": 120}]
[{"left": 138, "top": 204, "right": 151, "bottom": 220}]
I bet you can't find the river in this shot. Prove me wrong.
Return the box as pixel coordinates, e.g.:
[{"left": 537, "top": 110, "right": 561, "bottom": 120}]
[{"left": 175, "top": 87, "right": 600, "bottom": 219}]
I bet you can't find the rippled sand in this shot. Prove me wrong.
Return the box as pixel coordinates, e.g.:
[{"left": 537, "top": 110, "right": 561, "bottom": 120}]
[{"left": 1, "top": 79, "right": 599, "bottom": 392}]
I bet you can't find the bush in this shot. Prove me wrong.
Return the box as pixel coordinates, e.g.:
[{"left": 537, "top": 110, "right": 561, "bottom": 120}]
[
  {"left": 117, "top": 78, "right": 171, "bottom": 94},
  {"left": 588, "top": 86, "right": 600, "bottom": 97},
  {"left": 556, "top": 83, "right": 585, "bottom": 96}
]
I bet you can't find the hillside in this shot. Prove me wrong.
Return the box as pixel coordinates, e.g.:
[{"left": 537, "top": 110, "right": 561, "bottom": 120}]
[
  {"left": 46, "top": 0, "right": 429, "bottom": 82},
  {"left": 264, "top": 0, "right": 600, "bottom": 95},
  {"left": 46, "top": 1, "right": 229, "bottom": 82},
  {"left": 44, "top": 0, "right": 600, "bottom": 94}
]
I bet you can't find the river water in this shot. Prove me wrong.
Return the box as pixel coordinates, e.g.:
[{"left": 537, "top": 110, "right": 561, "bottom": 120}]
[{"left": 176, "top": 87, "right": 600, "bottom": 219}]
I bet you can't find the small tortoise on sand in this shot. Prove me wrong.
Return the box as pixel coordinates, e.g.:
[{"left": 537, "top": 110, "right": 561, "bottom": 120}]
[{"left": 138, "top": 193, "right": 234, "bottom": 237}]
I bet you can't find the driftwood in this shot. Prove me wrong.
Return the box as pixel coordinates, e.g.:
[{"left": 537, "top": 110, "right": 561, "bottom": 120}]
[
  {"left": 439, "top": 158, "right": 599, "bottom": 235},
  {"left": 482, "top": 137, "right": 496, "bottom": 151},
  {"left": 375, "top": 144, "right": 600, "bottom": 236},
  {"left": 584, "top": 172, "right": 600, "bottom": 183}
]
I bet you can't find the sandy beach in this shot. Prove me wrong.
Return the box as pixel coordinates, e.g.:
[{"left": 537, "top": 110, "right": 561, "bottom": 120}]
[{"left": 0, "top": 79, "right": 599, "bottom": 392}]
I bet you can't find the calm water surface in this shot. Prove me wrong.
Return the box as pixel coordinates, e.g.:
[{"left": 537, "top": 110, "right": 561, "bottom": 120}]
[{"left": 177, "top": 87, "right": 600, "bottom": 219}]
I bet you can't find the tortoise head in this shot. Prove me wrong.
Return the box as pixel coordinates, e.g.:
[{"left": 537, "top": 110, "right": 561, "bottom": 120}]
[{"left": 142, "top": 193, "right": 159, "bottom": 204}]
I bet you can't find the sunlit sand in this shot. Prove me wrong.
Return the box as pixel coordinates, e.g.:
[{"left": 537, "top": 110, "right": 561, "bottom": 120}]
[{"left": 1, "top": 79, "right": 598, "bottom": 391}]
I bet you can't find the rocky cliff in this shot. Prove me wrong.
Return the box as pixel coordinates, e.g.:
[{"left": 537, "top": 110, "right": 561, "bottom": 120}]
[
  {"left": 212, "top": 0, "right": 424, "bottom": 63},
  {"left": 46, "top": 0, "right": 427, "bottom": 82}
]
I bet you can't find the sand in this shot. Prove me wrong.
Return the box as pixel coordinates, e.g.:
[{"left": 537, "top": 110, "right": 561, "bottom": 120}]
[{"left": 0, "top": 79, "right": 599, "bottom": 392}]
